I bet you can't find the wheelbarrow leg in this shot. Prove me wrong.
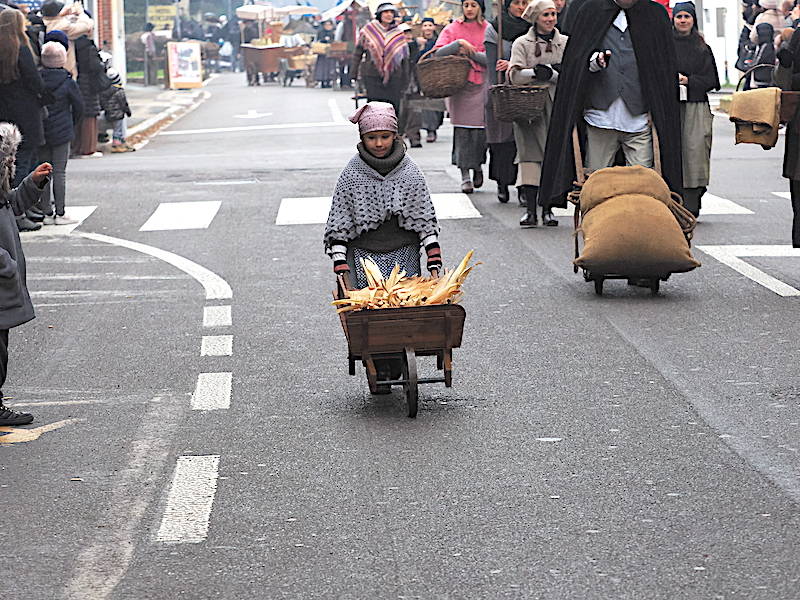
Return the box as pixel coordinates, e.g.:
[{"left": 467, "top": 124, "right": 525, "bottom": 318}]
[
  {"left": 403, "top": 347, "right": 418, "bottom": 418},
  {"left": 364, "top": 356, "right": 379, "bottom": 394},
  {"left": 443, "top": 349, "right": 453, "bottom": 388}
]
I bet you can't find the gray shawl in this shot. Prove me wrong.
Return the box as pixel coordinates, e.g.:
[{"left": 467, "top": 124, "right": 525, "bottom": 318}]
[{"left": 324, "top": 151, "right": 438, "bottom": 251}]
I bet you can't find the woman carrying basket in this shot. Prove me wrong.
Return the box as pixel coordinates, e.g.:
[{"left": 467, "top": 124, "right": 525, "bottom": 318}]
[
  {"left": 433, "top": 0, "right": 489, "bottom": 194},
  {"left": 508, "top": 0, "right": 567, "bottom": 227},
  {"left": 672, "top": 2, "right": 719, "bottom": 218},
  {"left": 351, "top": 3, "right": 410, "bottom": 114},
  {"left": 483, "top": 0, "right": 530, "bottom": 204}
]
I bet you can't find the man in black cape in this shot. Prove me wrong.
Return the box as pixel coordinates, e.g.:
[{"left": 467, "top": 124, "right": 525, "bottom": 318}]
[{"left": 538, "top": 0, "right": 682, "bottom": 209}]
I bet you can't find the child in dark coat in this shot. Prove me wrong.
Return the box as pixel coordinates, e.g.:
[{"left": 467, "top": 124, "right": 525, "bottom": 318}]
[
  {"left": 39, "top": 41, "right": 83, "bottom": 225},
  {"left": 0, "top": 122, "right": 52, "bottom": 426},
  {"left": 99, "top": 68, "right": 134, "bottom": 153}
]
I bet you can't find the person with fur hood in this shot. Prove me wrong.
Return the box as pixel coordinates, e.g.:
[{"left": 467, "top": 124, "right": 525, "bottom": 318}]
[{"left": 0, "top": 122, "right": 52, "bottom": 426}]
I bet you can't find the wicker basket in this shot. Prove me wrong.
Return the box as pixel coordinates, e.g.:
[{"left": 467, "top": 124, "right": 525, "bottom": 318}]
[
  {"left": 417, "top": 53, "right": 472, "bottom": 99},
  {"left": 490, "top": 83, "right": 549, "bottom": 122}
]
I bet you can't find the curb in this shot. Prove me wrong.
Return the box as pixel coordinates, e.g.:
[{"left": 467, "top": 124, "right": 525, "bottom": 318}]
[{"left": 128, "top": 89, "right": 211, "bottom": 146}]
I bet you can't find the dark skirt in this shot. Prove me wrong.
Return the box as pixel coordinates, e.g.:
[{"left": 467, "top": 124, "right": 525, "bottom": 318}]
[
  {"left": 364, "top": 74, "right": 404, "bottom": 115},
  {"left": 313, "top": 55, "right": 339, "bottom": 83},
  {"left": 422, "top": 109, "right": 443, "bottom": 132},
  {"left": 452, "top": 127, "right": 487, "bottom": 170},
  {"left": 488, "top": 141, "right": 518, "bottom": 187}
]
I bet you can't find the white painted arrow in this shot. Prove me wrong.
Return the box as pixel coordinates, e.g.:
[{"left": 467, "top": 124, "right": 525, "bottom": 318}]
[{"left": 233, "top": 109, "right": 273, "bottom": 119}]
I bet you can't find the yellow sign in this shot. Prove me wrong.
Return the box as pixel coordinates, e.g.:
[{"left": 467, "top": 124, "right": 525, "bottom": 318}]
[{"left": 147, "top": 5, "right": 177, "bottom": 29}]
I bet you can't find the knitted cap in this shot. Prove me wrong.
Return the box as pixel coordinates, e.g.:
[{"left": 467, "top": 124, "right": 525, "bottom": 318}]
[
  {"left": 759, "top": 0, "right": 778, "bottom": 8},
  {"left": 41, "top": 41, "right": 67, "bottom": 68},
  {"left": 464, "top": 0, "right": 486, "bottom": 14},
  {"left": 106, "top": 67, "right": 121, "bottom": 85},
  {"left": 522, "top": 0, "right": 556, "bottom": 24},
  {"left": 41, "top": 0, "right": 64, "bottom": 17},
  {"left": 673, "top": 1, "right": 696, "bottom": 19},
  {"left": 349, "top": 101, "right": 398, "bottom": 135},
  {"left": 44, "top": 29, "right": 69, "bottom": 50}
]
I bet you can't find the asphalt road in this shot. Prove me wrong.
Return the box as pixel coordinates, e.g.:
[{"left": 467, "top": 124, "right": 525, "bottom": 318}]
[{"left": 1, "top": 73, "right": 799, "bottom": 599}]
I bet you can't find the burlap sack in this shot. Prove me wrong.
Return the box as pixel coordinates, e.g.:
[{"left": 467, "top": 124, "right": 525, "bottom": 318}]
[
  {"left": 575, "top": 195, "right": 701, "bottom": 276},
  {"left": 580, "top": 165, "right": 672, "bottom": 214}
]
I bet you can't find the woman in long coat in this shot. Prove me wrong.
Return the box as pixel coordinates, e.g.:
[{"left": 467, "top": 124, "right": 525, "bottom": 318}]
[
  {"left": 483, "top": 0, "right": 530, "bottom": 204},
  {"left": 0, "top": 9, "right": 49, "bottom": 187},
  {"left": 314, "top": 20, "right": 339, "bottom": 88},
  {"left": 434, "top": 0, "right": 489, "bottom": 194},
  {"left": 73, "top": 31, "right": 105, "bottom": 156},
  {"left": 508, "top": 0, "right": 566, "bottom": 227},
  {"left": 776, "top": 27, "right": 800, "bottom": 247},
  {"left": 351, "top": 3, "right": 410, "bottom": 114},
  {"left": 672, "top": 2, "right": 719, "bottom": 218}
]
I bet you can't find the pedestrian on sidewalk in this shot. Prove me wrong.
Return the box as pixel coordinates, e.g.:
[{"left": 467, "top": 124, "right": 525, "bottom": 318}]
[
  {"left": 324, "top": 101, "right": 441, "bottom": 290},
  {"left": 0, "top": 122, "right": 52, "bottom": 426},
  {"left": 433, "top": 0, "right": 489, "bottom": 194},
  {"left": 508, "top": 0, "right": 567, "bottom": 227},
  {"left": 141, "top": 22, "right": 158, "bottom": 86},
  {"left": 38, "top": 41, "right": 82, "bottom": 224},
  {"left": 99, "top": 68, "right": 133, "bottom": 153},
  {"left": 672, "top": 2, "right": 719, "bottom": 218},
  {"left": 72, "top": 23, "right": 109, "bottom": 157},
  {"left": 0, "top": 7, "right": 52, "bottom": 232}
]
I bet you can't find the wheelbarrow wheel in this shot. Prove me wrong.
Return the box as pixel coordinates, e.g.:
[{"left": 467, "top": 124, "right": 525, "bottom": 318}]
[
  {"left": 594, "top": 278, "right": 604, "bottom": 296},
  {"left": 650, "top": 279, "right": 660, "bottom": 296},
  {"left": 403, "top": 347, "right": 418, "bottom": 419}
]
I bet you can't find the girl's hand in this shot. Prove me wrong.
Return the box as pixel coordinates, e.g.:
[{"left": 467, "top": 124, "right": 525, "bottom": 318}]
[
  {"left": 496, "top": 59, "right": 509, "bottom": 72},
  {"left": 31, "top": 162, "right": 53, "bottom": 185},
  {"left": 678, "top": 74, "right": 689, "bottom": 85},
  {"left": 458, "top": 39, "right": 476, "bottom": 56}
]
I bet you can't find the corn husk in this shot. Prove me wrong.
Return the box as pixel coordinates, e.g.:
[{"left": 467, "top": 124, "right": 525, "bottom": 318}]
[{"left": 332, "top": 250, "right": 478, "bottom": 313}]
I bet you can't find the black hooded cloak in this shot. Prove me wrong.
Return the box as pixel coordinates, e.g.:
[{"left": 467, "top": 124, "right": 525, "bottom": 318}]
[{"left": 538, "top": 0, "right": 682, "bottom": 208}]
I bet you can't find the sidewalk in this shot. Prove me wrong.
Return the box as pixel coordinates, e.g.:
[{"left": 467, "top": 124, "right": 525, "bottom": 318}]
[{"left": 124, "top": 83, "right": 208, "bottom": 144}]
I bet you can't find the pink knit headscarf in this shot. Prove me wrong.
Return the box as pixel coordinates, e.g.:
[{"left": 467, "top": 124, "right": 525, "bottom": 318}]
[{"left": 349, "top": 101, "right": 398, "bottom": 135}]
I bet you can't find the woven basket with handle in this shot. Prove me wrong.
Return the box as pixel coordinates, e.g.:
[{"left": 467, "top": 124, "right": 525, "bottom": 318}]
[
  {"left": 417, "top": 48, "right": 472, "bottom": 98},
  {"left": 490, "top": 82, "right": 549, "bottom": 122}
]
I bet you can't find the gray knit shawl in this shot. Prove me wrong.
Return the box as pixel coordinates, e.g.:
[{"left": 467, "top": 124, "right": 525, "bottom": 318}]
[{"left": 324, "top": 153, "right": 438, "bottom": 250}]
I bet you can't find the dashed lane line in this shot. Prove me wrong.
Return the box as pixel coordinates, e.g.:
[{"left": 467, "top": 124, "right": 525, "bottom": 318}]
[
  {"left": 200, "top": 335, "right": 233, "bottom": 357},
  {"left": 156, "top": 455, "right": 221, "bottom": 544},
  {"left": 191, "top": 372, "right": 232, "bottom": 410},
  {"left": 160, "top": 121, "right": 348, "bottom": 136},
  {"left": 203, "top": 305, "right": 232, "bottom": 327}
]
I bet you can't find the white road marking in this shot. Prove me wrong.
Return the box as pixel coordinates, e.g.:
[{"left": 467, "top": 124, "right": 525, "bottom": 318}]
[
  {"left": 194, "top": 179, "right": 258, "bottom": 186},
  {"left": 328, "top": 98, "right": 346, "bottom": 123},
  {"left": 700, "top": 194, "right": 754, "bottom": 215},
  {"left": 140, "top": 201, "right": 222, "bottom": 231},
  {"left": 201, "top": 335, "right": 233, "bottom": 356},
  {"left": 696, "top": 244, "right": 800, "bottom": 297},
  {"left": 8, "top": 399, "right": 105, "bottom": 407},
  {"left": 276, "top": 193, "right": 481, "bottom": 225},
  {"left": 234, "top": 109, "right": 273, "bottom": 119},
  {"left": 156, "top": 455, "right": 221, "bottom": 544},
  {"left": 160, "top": 121, "right": 348, "bottom": 136},
  {"left": 203, "top": 305, "right": 232, "bottom": 327},
  {"left": 553, "top": 194, "right": 753, "bottom": 216},
  {"left": 76, "top": 232, "right": 233, "bottom": 300},
  {"left": 773, "top": 191, "right": 791, "bottom": 200},
  {"left": 191, "top": 372, "right": 232, "bottom": 410},
  {"left": 21, "top": 205, "right": 97, "bottom": 237}
]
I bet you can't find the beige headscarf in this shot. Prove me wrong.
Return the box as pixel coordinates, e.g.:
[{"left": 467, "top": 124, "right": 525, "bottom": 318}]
[{"left": 522, "top": 0, "right": 557, "bottom": 24}]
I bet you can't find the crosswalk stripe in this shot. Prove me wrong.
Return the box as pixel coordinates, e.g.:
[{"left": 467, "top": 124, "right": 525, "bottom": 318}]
[
  {"left": 191, "top": 372, "right": 232, "bottom": 410},
  {"left": 156, "top": 455, "right": 220, "bottom": 544},
  {"left": 552, "top": 193, "right": 753, "bottom": 216},
  {"left": 21, "top": 206, "right": 97, "bottom": 237},
  {"left": 696, "top": 244, "right": 800, "bottom": 297},
  {"left": 773, "top": 191, "right": 791, "bottom": 200},
  {"left": 140, "top": 201, "right": 222, "bottom": 231},
  {"left": 275, "top": 193, "right": 481, "bottom": 225}
]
